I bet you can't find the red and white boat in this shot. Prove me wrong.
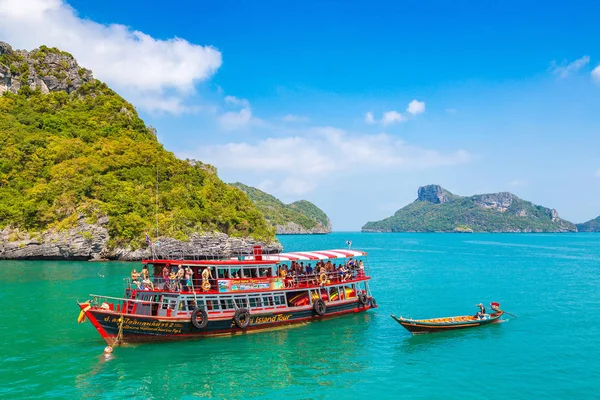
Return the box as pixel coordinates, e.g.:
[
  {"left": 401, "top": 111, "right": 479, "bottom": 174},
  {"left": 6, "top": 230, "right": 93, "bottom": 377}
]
[{"left": 77, "top": 247, "right": 377, "bottom": 346}]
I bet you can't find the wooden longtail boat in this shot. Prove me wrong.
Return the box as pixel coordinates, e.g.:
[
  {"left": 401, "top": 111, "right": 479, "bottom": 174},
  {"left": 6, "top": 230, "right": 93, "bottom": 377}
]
[{"left": 391, "top": 303, "right": 504, "bottom": 334}]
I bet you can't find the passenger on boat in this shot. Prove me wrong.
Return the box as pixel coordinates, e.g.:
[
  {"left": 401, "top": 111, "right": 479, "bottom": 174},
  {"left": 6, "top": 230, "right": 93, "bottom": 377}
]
[
  {"left": 358, "top": 260, "right": 365, "bottom": 276},
  {"left": 339, "top": 264, "right": 348, "bottom": 282},
  {"left": 162, "top": 265, "right": 170, "bottom": 288},
  {"left": 474, "top": 303, "right": 486, "bottom": 319},
  {"left": 131, "top": 268, "right": 141, "bottom": 286},
  {"left": 175, "top": 267, "right": 185, "bottom": 291},
  {"left": 185, "top": 266, "right": 194, "bottom": 290},
  {"left": 348, "top": 258, "right": 356, "bottom": 269},
  {"left": 140, "top": 265, "right": 154, "bottom": 290}
]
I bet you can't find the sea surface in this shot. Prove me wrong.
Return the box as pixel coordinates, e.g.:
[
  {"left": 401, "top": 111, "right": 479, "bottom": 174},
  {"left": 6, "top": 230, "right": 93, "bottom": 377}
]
[{"left": 1, "top": 232, "right": 599, "bottom": 399}]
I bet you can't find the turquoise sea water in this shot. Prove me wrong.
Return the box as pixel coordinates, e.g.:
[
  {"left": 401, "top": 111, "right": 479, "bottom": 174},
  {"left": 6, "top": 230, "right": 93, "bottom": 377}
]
[{"left": 1, "top": 232, "right": 599, "bottom": 399}]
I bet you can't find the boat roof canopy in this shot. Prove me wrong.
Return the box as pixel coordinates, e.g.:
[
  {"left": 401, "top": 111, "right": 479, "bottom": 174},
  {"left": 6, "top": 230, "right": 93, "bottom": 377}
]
[
  {"left": 238, "top": 249, "right": 367, "bottom": 262},
  {"left": 143, "top": 249, "right": 367, "bottom": 266}
]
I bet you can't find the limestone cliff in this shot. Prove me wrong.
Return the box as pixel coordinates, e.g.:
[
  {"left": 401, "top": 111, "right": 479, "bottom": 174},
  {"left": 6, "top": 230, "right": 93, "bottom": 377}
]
[{"left": 0, "top": 42, "right": 93, "bottom": 95}]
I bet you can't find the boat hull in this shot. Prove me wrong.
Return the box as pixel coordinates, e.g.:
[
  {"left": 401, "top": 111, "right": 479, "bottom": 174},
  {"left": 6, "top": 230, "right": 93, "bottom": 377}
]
[
  {"left": 391, "top": 312, "right": 503, "bottom": 334},
  {"left": 80, "top": 300, "right": 375, "bottom": 346}
]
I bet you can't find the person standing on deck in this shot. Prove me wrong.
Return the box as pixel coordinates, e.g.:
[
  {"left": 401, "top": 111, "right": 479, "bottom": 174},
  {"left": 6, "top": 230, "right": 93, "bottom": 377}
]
[
  {"left": 175, "top": 266, "right": 185, "bottom": 291},
  {"left": 162, "top": 265, "right": 170, "bottom": 289},
  {"left": 185, "top": 266, "right": 194, "bottom": 290},
  {"left": 141, "top": 265, "right": 154, "bottom": 290}
]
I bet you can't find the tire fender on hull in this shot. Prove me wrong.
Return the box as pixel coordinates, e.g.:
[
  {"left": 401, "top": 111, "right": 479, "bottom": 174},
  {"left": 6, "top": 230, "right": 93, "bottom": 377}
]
[
  {"left": 313, "top": 299, "right": 326, "bottom": 316},
  {"left": 358, "top": 293, "right": 368, "bottom": 306},
  {"left": 234, "top": 308, "right": 251, "bottom": 329},
  {"left": 191, "top": 308, "right": 209, "bottom": 329}
]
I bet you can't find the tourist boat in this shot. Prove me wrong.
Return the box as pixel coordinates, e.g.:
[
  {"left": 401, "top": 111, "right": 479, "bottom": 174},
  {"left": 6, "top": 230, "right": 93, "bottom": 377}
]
[
  {"left": 391, "top": 302, "right": 504, "bottom": 334},
  {"left": 77, "top": 247, "right": 377, "bottom": 345}
]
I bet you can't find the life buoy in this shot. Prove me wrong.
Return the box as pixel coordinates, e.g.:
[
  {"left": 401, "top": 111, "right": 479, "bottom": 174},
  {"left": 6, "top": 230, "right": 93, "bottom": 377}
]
[
  {"left": 234, "top": 308, "right": 250, "bottom": 329},
  {"left": 191, "top": 308, "right": 209, "bottom": 329},
  {"left": 370, "top": 298, "right": 377, "bottom": 308},
  {"left": 318, "top": 273, "right": 328, "bottom": 285},
  {"left": 201, "top": 280, "right": 211, "bottom": 291},
  {"left": 358, "top": 293, "right": 368, "bottom": 306},
  {"left": 313, "top": 298, "right": 326, "bottom": 316}
]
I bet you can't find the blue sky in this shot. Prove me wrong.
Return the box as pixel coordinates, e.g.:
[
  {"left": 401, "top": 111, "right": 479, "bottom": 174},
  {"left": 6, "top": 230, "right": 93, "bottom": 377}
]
[{"left": 1, "top": 0, "right": 599, "bottom": 230}]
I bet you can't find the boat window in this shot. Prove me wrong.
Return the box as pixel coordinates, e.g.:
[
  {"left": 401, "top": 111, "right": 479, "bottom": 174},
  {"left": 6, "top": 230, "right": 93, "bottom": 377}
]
[
  {"left": 234, "top": 296, "right": 249, "bottom": 309},
  {"left": 262, "top": 294, "right": 274, "bottom": 307},
  {"left": 220, "top": 297, "right": 234, "bottom": 310},
  {"left": 248, "top": 295, "right": 263, "bottom": 308},
  {"left": 217, "top": 268, "right": 229, "bottom": 279},
  {"left": 273, "top": 294, "right": 285, "bottom": 306},
  {"left": 204, "top": 296, "right": 221, "bottom": 311},
  {"left": 231, "top": 268, "right": 241, "bottom": 279},
  {"left": 241, "top": 268, "right": 257, "bottom": 278},
  {"left": 258, "top": 267, "right": 271, "bottom": 277}
]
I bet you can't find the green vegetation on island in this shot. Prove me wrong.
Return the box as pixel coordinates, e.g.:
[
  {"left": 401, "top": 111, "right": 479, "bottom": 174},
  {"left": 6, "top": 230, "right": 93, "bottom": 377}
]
[
  {"left": 576, "top": 216, "right": 600, "bottom": 232},
  {"left": 0, "top": 42, "right": 274, "bottom": 249},
  {"left": 230, "top": 183, "right": 331, "bottom": 234},
  {"left": 362, "top": 184, "right": 577, "bottom": 233}
]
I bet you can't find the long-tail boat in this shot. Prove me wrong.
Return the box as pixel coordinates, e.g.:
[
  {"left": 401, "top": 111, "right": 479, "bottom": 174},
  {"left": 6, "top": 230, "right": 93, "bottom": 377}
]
[
  {"left": 77, "top": 247, "right": 377, "bottom": 346},
  {"left": 391, "top": 302, "right": 504, "bottom": 334}
]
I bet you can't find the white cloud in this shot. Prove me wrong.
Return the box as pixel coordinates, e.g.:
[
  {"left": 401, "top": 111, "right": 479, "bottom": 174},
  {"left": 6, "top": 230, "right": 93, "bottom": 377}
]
[
  {"left": 282, "top": 114, "right": 309, "bottom": 123},
  {"left": 218, "top": 108, "right": 253, "bottom": 130},
  {"left": 225, "top": 96, "right": 250, "bottom": 108},
  {"left": 366, "top": 100, "right": 425, "bottom": 125},
  {"left": 550, "top": 56, "right": 590, "bottom": 78},
  {"left": 184, "top": 126, "right": 472, "bottom": 195},
  {"left": 595, "top": 169, "right": 600, "bottom": 178},
  {"left": 407, "top": 99, "right": 426, "bottom": 115},
  {"left": 592, "top": 65, "right": 600, "bottom": 83},
  {"left": 0, "top": 0, "right": 222, "bottom": 114},
  {"left": 365, "top": 112, "right": 376, "bottom": 124},
  {"left": 382, "top": 111, "right": 404, "bottom": 125}
]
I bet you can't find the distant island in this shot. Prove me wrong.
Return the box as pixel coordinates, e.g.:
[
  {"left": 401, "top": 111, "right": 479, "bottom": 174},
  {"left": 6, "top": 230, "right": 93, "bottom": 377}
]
[
  {"left": 577, "top": 216, "right": 600, "bottom": 232},
  {"left": 362, "top": 184, "right": 577, "bottom": 233},
  {"left": 230, "top": 183, "right": 332, "bottom": 234},
  {"left": 0, "top": 42, "right": 280, "bottom": 260}
]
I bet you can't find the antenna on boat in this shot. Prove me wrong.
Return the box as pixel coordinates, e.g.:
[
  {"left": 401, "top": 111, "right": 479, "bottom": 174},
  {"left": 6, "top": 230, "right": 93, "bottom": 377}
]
[{"left": 151, "top": 163, "right": 159, "bottom": 260}]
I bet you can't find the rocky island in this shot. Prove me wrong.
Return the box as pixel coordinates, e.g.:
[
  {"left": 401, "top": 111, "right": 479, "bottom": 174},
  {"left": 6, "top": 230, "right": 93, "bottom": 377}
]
[
  {"left": 230, "top": 183, "right": 332, "bottom": 234},
  {"left": 362, "top": 184, "right": 577, "bottom": 233},
  {"left": 0, "top": 42, "right": 281, "bottom": 260},
  {"left": 576, "top": 216, "right": 600, "bottom": 232}
]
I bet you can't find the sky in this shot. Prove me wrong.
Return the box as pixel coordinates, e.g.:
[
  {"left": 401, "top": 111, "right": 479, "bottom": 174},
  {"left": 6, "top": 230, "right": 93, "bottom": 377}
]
[{"left": 1, "top": 0, "right": 599, "bottom": 230}]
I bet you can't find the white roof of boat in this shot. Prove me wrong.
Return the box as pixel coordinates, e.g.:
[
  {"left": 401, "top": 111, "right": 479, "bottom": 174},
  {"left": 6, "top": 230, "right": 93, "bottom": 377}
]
[{"left": 238, "top": 249, "right": 367, "bottom": 262}]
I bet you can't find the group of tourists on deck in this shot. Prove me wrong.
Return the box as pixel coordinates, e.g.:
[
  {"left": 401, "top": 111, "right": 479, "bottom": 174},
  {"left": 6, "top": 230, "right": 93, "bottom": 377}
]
[
  {"left": 131, "top": 264, "right": 213, "bottom": 292},
  {"left": 129, "top": 258, "right": 365, "bottom": 292},
  {"left": 277, "top": 258, "right": 365, "bottom": 287}
]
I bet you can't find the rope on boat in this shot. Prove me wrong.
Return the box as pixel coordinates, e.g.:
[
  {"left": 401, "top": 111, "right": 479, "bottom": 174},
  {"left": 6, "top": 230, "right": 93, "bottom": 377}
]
[{"left": 104, "top": 302, "right": 125, "bottom": 354}]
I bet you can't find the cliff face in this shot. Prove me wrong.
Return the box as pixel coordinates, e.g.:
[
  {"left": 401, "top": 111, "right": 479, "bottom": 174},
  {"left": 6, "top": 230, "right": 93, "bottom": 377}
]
[
  {"left": 0, "top": 223, "right": 282, "bottom": 261},
  {"left": 362, "top": 184, "right": 577, "bottom": 233},
  {"left": 230, "top": 183, "right": 332, "bottom": 234},
  {"left": 0, "top": 41, "right": 278, "bottom": 260},
  {"left": 0, "top": 42, "right": 93, "bottom": 95}
]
